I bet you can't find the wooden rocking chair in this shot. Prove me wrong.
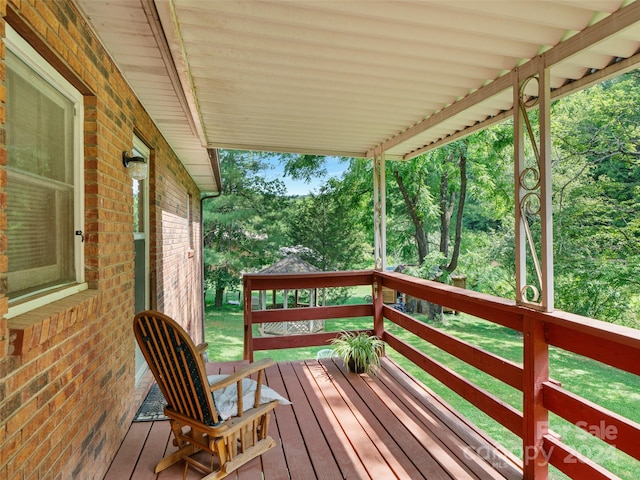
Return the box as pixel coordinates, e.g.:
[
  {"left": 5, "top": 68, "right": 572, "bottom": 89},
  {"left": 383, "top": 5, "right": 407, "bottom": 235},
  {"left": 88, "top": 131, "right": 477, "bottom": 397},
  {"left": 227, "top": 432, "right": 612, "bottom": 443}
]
[{"left": 133, "top": 310, "right": 279, "bottom": 479}]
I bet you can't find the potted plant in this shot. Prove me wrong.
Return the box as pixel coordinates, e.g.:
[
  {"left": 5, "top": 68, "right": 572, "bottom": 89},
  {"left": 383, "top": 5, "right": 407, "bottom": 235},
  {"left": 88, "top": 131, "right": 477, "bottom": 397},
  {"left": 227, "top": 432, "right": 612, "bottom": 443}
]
[{"left": 330, "top": 331, "right": 385, "bottom": 374}]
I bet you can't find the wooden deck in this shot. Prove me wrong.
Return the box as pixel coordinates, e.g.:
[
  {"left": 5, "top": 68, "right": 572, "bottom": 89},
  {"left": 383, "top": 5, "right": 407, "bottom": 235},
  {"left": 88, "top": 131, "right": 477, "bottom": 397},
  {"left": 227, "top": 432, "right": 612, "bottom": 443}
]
[{"left": 105, "top": 357, "right": 522, "bottom": 480}]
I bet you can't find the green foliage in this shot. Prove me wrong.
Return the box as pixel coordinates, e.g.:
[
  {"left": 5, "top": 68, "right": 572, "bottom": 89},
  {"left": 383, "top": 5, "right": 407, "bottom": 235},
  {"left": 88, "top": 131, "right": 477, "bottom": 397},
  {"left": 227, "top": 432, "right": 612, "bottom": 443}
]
[
  {"left": 324, "top": 286, "right": 354, "bottom": 305},
  {"left": 404, "top": 251, "right": 447, "bottom": 281},
  {"left": 385, "top": 126, "right": 513, "bottom": 272},
  {"left": 287, "top": 182, "right": 370, "bottom": 271},
  {"left": 455, "top": 230, "right": 515, "bottom": 298},
  {"left": 203, "top": 152, "right": 372, "bottom": 302},
  {"left": 549, "top": 71, "right": 640, "bottom": 325},
  {"left": 462, "top": 125, "right": 514, "bottom": 231},
  {"left": 204, "top": 264, "right": 239, "bottom": 295},
  {"left": 280, "top": 153, "right": 330, "bottom": 182}
]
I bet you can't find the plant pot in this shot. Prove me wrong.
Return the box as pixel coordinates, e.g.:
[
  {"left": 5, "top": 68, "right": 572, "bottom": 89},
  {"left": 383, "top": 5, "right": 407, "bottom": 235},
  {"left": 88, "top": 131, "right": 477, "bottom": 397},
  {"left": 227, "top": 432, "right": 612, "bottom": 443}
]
[{"left": 347, "top": 358, "right": 366, "bottom": 374}]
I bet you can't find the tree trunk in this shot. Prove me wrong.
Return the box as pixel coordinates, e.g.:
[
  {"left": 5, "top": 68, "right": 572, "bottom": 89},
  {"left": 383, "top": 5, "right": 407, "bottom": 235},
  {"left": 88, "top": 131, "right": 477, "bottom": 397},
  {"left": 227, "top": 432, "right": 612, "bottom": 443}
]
[
  {"left": 215, "top": 287, "right": 224, "bottom": 307},
  {"left": 427, "top": 302, "right": 443, "bottom": 321},
  {"left": 444, "top": 150, "right": 467, "bottom": 273},
  {"left": 439, "top": 169, "right": 452, "bottom": 258},
  {"left": 394, "top": 167, "right": 429, "bottom": 264}
]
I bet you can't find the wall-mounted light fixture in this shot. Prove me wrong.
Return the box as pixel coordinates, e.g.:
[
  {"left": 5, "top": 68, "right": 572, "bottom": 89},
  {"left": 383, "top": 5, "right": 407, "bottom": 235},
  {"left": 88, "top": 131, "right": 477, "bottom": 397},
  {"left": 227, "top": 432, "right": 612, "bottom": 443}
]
[{"left": 122, "top": 151, "right": 148, "bottom": 180}]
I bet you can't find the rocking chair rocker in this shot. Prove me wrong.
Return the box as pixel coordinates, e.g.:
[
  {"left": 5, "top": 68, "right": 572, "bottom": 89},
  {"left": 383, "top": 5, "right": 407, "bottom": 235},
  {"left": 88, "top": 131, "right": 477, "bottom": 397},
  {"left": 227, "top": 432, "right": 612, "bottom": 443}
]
[{"left": 133, "top": 310, "right": 282, "bottom": 479}]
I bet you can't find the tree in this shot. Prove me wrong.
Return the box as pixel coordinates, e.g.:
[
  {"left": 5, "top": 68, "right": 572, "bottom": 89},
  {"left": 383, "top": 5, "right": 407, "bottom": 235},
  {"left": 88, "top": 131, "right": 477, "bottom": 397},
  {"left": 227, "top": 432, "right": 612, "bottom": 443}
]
[
  {"left": 550, "top": 72, "right": 640, "bottom": 325},
  {"left": 287, "top": 181, "right": 370, "bottom": 271},
  {"left": 203, "top": 150, "right": 289, "bottom": 306},
  {"left": 389, "top": 126, "right": 513, "bottom": 273},
  {"left": 392, "top": 161, "right": 435, "bottom": 265}
]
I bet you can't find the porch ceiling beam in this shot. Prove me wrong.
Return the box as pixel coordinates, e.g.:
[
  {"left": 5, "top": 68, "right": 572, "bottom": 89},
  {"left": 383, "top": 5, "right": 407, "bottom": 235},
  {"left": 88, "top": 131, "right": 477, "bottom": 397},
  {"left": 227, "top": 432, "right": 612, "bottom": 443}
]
[
  {"left": 551, "top": 47, "right": 640, "bottom": 101},
  {"left": 366, "top": 72, "right": 513, "bottom": 160},
  {"left": 369, "top": 0, "right": 640, "bottom": 160},
  {"left": 526, "top": 0, "right": 640, "bottom": 77},
  {"left": 403, "top": 109, "right": 511, "bottom": 161},
  {"left": 403, "top": 47, "right": 640, "bottom": 161}
]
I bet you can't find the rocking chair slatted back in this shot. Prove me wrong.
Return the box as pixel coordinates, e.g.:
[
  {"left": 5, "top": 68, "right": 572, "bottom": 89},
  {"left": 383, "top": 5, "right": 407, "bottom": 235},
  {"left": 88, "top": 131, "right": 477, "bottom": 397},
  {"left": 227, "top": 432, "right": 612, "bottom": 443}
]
[{"left": 134, "top": 310, "right": 219, "bottom": 426}]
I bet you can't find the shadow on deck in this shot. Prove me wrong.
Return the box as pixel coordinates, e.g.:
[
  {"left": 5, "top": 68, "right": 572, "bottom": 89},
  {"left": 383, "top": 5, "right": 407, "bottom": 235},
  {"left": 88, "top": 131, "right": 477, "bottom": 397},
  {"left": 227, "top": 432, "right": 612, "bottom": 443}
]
[{"left": 105, "top": 358, "right": 521, "bottom": 480}]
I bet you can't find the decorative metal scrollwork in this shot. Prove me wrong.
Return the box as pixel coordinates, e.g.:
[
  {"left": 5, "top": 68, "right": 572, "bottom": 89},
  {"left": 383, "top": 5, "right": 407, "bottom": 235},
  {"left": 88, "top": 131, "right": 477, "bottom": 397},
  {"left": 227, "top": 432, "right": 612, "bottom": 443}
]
[
  {"left": 373, "top": 154, "right": 384, "bottom": 271},
  {"left": 519, "top": 167, "right": 541, "bottom": 192},
  {"left": 521, "top": 284, "right": 540, "bottom": 304},
  {"left": 517, "top": 75, "right": 544, "bottom": 306},
  {"left": 520, "top": 191, "right": 541, "bottom": 217}
]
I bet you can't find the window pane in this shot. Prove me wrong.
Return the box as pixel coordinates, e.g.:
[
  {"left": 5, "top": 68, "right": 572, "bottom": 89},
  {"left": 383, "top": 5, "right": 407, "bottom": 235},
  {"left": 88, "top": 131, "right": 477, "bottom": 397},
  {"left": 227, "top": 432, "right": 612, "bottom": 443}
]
[{"left": 6, "top": 50, "right": 76, "bottom": 298}]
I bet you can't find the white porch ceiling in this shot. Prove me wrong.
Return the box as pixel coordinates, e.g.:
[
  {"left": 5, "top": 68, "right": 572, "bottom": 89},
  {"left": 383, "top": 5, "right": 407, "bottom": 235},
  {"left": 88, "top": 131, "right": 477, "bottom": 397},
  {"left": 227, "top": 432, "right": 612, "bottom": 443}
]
[{"left": 76, "top": 0, "right": 640, "bottom": 190}]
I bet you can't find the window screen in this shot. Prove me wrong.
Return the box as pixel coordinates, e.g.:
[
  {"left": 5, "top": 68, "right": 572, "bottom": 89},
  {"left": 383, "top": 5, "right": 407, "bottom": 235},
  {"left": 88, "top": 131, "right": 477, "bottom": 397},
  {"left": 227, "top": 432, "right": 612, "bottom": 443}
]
[{"left": 6, "top": 49, "right": 77, "bottom": 299}]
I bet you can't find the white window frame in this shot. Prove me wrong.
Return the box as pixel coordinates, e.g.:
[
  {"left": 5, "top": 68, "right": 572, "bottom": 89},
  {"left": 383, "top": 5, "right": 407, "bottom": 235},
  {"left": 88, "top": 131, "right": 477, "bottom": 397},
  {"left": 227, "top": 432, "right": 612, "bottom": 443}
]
[
  {"left": 132, "top": 136, "right": 150, "bottom": 308},
  {"left": 5, "top": 25, "right": 86, "bottom": 319}
]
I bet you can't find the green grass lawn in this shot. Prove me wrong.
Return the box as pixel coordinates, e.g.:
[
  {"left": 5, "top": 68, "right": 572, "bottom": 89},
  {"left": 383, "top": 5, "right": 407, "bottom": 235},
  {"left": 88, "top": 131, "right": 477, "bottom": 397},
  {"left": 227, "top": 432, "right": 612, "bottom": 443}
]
[{"left": 204, "top": 288, "right": 639, "bottom": 479}]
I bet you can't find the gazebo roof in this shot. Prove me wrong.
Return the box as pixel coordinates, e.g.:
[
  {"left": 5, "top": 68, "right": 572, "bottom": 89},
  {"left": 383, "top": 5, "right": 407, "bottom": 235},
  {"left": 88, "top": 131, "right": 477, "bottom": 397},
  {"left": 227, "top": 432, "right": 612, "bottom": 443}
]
[{"left": 258, "top": 255, "right": 321, "bottom": 274}]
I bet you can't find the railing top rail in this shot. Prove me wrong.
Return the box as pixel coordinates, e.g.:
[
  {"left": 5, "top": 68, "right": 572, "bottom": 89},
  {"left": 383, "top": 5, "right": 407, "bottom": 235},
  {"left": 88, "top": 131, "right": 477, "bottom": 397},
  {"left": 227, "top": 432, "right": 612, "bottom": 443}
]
[
  {"left": 244, "top": 269, "right": 374, "bottom": 290},
  {"left": 244, "top": 269, "right": 640, "bottom": 351},
  {"left": 530, "top": 307, "right": 640, "bottom": 349},
  {"left": 375, "top": 270, "right": 524, "bottom": 332}
]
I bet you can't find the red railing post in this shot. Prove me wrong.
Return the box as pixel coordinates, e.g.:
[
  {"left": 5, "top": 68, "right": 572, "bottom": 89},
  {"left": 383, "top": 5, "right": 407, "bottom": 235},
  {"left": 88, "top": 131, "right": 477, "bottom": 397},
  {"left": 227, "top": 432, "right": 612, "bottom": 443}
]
[
  {"left": 243, "top": 276, "right": 254, "bottom": 362},
  {"left": 372, "top": 275, "right": 384, "bottom": 339},
  {"left": 523, "top": 312, "right": 549, "bottom": 479}
]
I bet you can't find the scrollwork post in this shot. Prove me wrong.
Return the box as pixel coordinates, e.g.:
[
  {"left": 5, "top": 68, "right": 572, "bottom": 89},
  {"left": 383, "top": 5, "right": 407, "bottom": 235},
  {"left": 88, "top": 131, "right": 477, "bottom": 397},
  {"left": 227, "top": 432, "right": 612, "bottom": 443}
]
[
  {"left": 514, "top": 62, "right": 554, "bottom": 312},
  {"left": 373, "top": 150, "right": 386, "bottom": 271}
]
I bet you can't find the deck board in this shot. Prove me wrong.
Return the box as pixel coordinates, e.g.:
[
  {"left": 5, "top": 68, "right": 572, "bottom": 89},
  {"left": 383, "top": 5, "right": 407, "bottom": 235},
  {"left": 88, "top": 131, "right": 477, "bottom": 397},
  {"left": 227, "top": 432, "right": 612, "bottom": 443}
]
[
  {"left": 371, "top": 364, "right": 500, "bottom": 480},
  {"left": 279, "top": 362, "right": 345, "bottom": 480},
  {"left": 260, "top": 364, "right": 298, "bottom": 480},
  {"left": 330, "top": 361, "right": 452, "bottom": 480},
  {"left": 267, "top": 362, "right": 319, "bottom": 480},
  {"left": 290, "top": 361, "right": 370, "bottom": 480},
  {"left": 105, "top": 358, "right": 521, "bottom": 480},
  {"left": 319, "top": 359, "right": 427, "bottom": 479},
  {"left": 133, "top": 422, "right": 171, "bottom": 480}
]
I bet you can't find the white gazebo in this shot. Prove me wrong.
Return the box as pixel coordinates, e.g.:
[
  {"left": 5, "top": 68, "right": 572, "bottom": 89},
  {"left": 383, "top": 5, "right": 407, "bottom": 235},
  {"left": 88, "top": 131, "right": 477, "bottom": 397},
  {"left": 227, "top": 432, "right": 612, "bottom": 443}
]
[{"left": 256, "top": 255, "right": 325, "bottom": 335}]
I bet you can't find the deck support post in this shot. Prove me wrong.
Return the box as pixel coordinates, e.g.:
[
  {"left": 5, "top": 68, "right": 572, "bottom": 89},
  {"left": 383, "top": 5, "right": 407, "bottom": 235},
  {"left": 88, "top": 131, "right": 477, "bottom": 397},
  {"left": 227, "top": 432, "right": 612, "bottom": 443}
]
[
  {"left": 513, "top": 60, "right": 554, "bottom": 312},
  {"left": 372, "top": 274, "right": 384, "bottom": 339},
  {"left": 522, "top": 312, "right": 549, "bottom": 479},
  {"left": 243, "top": 276, "right": 254, "bottom": 361},
  {"left": 373, "top": 149, "right": 387, "bottom": 271}
]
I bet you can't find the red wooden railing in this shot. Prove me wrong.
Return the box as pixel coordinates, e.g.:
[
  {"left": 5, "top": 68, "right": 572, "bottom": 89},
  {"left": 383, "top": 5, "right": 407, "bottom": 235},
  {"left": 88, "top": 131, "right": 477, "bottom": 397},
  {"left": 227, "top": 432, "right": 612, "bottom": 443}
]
[{"left": 243, "top": 270, "right": 640, "bottom": 479}]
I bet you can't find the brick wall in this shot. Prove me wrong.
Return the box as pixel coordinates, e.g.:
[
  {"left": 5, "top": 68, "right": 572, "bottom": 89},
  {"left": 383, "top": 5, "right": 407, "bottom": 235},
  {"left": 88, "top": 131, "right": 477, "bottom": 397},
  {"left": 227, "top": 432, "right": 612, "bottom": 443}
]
[
  {"left": 0, "top": 1, "right": 204, "bottom": 479},
  {"left": 152, "top": 162, "right": 203, "bottom": 344}
]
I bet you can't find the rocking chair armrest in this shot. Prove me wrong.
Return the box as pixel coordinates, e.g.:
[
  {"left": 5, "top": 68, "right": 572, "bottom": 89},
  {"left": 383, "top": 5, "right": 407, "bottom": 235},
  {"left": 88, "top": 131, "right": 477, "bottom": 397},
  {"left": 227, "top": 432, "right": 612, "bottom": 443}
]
[
  {"left": 196, "top": 343, "right": 209, "bottom": 355},
  {"left": 208, "top": 358, "right": 275, "bottom": 391}
]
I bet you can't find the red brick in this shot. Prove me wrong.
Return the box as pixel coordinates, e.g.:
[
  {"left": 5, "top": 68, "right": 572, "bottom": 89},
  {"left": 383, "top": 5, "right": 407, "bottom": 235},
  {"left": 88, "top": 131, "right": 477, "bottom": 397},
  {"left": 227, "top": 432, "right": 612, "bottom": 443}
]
[
  {"left": 0, "top": 430, "right": 21, "bottom": 472},
  {"left": 5, "top": 360, "right": 37, "bottom": 396},
  {"left": 6, "top": 396, "right": 38, "bottom": 436}
]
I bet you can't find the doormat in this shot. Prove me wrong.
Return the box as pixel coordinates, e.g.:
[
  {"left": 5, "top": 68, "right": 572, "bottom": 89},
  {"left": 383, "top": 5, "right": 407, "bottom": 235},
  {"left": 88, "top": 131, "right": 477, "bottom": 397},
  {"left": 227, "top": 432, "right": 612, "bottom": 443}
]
[{"left": 133, "top": 384, "right": 168, "bottom": 422}]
